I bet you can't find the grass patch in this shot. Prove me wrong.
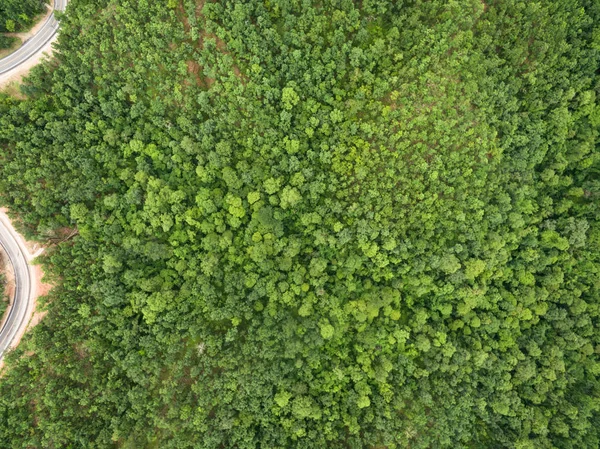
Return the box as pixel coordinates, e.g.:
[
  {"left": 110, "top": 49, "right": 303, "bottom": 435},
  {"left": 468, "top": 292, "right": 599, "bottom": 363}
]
[{"left": 1, "top": 81, "right": 27, "bottom": 99}]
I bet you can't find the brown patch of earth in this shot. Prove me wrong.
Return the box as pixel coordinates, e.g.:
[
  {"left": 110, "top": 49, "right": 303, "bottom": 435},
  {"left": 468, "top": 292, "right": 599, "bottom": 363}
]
[
  {"left": 0, "top": 80, "right": 27, "bottom": 99},
  {"left": 27, "top": 264, "right": 51, "bottom": 332}
]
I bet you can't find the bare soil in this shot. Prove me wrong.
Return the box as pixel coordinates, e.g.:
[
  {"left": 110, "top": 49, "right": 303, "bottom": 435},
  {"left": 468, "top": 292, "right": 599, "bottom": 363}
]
[{"left": 27, "top": 265, "right": 51, "bottom": 332}]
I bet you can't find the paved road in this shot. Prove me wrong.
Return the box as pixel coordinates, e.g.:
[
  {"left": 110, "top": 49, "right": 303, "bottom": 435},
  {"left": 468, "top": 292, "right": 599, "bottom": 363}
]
[
  {"left": 0, "top": 217, "right": 33, "bottom": 359},
  {"left": 0, "top": 0, "right": 68, "bottom": 360},
  {"left": 0, "top": 0, "right": 67, "bottom": 75}
]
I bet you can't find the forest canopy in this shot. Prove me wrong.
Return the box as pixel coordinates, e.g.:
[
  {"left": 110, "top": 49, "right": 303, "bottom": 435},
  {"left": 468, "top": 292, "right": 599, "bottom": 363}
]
[
  {"left": 0, "top": 0, "right": 47, "bottom": 33},
  {"left": 0, "top": 0, "right": 599, "bottom": 448}
]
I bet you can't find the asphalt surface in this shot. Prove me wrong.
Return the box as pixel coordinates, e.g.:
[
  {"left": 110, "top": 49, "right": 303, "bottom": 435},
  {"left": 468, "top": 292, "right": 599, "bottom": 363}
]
[
  {"left": 0, "top": 0, "right": 68, "bottom": 360},
  {"left": 0, "top": 217, "right": 32, "bottom": 359},
  {"left": 0, "top": 0, "right": 67, "bottom": 75}
]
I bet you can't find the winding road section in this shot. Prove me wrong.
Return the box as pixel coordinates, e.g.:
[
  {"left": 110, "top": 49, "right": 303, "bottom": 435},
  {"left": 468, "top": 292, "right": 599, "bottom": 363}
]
[
  {"left": 0, "top": 0, "right": 67, "bottom": 75},
  {"left": 0, "top": 216, "right": 34, "bottom": 360},
  {"left": 0, "top": 0, "right": 67, "bottom": 361}
]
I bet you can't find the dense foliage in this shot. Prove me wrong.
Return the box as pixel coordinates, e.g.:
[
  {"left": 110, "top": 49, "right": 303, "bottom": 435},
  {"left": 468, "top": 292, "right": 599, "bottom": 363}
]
[
  {"left": 0, "top": 35, "right": 17, "bottom": 50},
  {"left": 0, "top": 0, "right": 599, "bottom": 447},
  {"left": 0, "top": 0, "right": 47, "bottom": 36}
]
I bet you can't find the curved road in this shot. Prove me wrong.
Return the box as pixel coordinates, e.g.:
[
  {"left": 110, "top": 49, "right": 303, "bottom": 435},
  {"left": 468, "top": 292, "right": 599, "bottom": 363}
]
[
  {"left": 0, "top": 0, "right": 67, "bottom": 75},
  {"left": 0, "top": 0, "right": 68, "bottom": 360},
  {"left": 0, "top": 217, "right": 33, "bottom": 359}
]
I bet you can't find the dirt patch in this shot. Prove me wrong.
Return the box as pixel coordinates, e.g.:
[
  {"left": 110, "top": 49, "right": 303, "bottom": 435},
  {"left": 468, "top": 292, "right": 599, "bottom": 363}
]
[
  {"left": 196, "top": 0, "right": 206, "bottom": 16},
  {"left": 185, "top": 0, "right": 246, "bottom": 86},
  {"left": 185, "top": 59, "right": 215, "bottom": 88},
  {"left": 186, "top": 59, "right": 204, "bottom": 85},
  {"left": 178, "top": 2, "right": 191, "bottom": 34},
  {"left": 26, "top": 264, "right": 51, "bottom": 332},
  {"left": 0, "top": 80, "right": 27, "bottom": 99}
]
